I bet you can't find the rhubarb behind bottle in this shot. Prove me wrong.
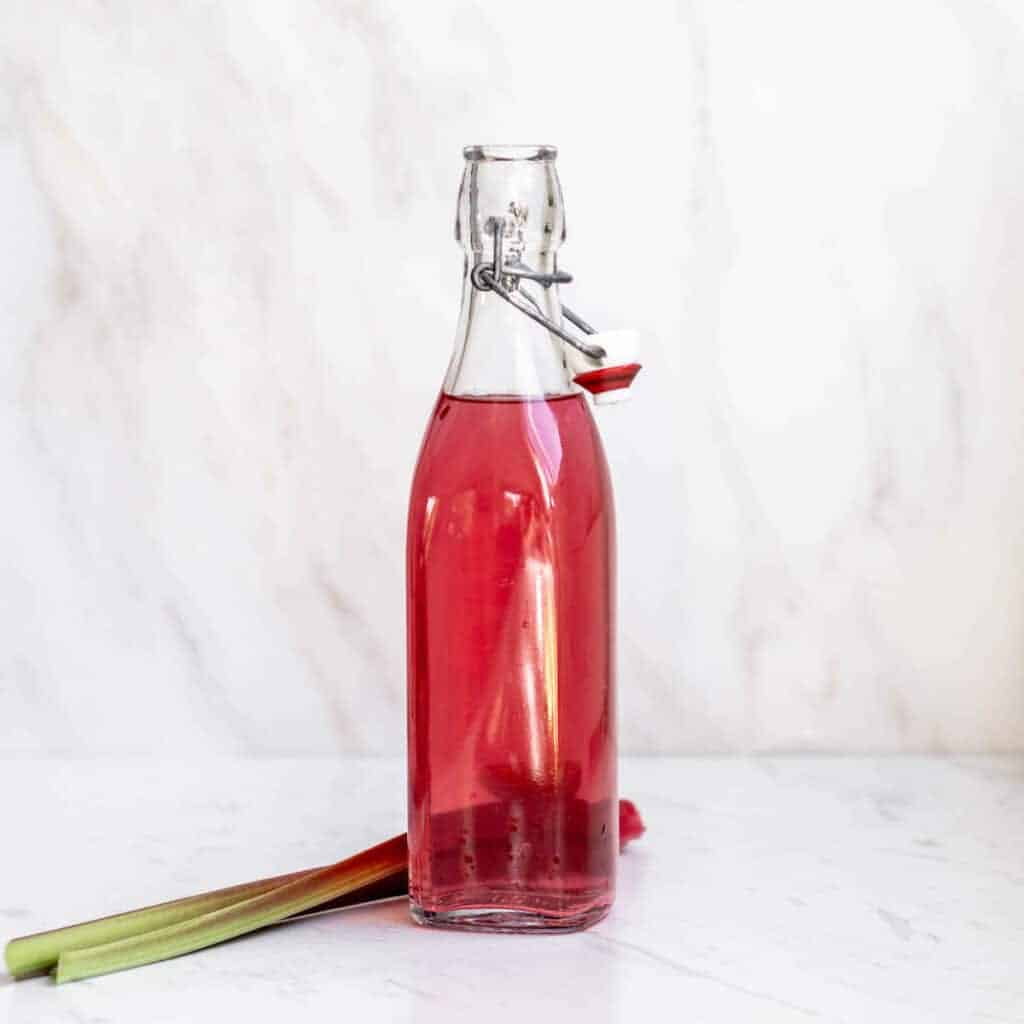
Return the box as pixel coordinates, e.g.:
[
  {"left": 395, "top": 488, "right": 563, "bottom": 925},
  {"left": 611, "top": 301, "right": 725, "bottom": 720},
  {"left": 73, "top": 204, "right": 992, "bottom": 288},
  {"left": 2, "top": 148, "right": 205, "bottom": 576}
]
[{"left": 407, "top": 145, "right": 617, "bottom": 931}]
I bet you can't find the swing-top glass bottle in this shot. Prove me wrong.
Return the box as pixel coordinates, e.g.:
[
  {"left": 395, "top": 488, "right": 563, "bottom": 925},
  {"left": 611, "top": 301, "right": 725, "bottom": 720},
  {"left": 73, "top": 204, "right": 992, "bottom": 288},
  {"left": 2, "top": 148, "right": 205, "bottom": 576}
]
[{"left": 407, "top": 145, "right": 618, "bottom": 931}]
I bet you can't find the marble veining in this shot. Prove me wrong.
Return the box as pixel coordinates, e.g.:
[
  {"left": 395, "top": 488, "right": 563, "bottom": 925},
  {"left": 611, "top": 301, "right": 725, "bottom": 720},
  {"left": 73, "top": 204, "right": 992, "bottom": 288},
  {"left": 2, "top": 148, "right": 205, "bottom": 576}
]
[
  {"left": 1, "top": 2, "right": 1024, "bottom": 754},
  {"left": 3, "top": 757, "right": 1024, "bottom": 1022}
]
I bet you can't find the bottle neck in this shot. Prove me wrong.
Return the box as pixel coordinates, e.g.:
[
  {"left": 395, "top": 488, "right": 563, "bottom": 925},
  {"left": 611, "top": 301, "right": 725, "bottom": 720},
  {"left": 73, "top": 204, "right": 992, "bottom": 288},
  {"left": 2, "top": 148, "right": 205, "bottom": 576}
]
[{"left": 444, "top": 251, "right": 574, "bottom": 399}]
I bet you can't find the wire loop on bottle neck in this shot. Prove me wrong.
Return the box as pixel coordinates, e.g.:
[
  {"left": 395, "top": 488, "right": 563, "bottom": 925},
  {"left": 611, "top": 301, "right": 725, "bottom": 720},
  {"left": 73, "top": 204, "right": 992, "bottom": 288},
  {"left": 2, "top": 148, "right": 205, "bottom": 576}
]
[{"left": 470, "top": 219, "right": 607, "bottom": 361}]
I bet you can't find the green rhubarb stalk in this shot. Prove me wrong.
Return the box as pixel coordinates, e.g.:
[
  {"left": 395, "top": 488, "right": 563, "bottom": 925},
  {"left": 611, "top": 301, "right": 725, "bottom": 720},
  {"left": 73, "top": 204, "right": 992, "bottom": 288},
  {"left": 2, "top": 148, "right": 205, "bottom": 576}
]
[
  {"left": 54, "top": 835, "right": 408, "bottom": 984},
  {"left": 6, "top": 799, "right": 644, "bottom": 984},
  {"left": 4, "top": 866, "right": 314, "bottom": 978}
]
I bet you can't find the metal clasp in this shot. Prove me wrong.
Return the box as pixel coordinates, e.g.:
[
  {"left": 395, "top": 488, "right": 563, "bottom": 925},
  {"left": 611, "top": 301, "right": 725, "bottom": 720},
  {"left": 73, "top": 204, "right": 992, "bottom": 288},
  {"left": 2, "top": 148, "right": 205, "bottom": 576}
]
[{"left": 469, "top": 219, "right": 607, "bottom": 361}]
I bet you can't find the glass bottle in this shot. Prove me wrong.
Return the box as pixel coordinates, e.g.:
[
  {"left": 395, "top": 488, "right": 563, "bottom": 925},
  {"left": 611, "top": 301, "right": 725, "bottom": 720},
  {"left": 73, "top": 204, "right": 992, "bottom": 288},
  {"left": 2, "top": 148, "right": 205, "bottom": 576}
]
[{"left": 406, "top": 144, "right": 617, "bottom": 931}]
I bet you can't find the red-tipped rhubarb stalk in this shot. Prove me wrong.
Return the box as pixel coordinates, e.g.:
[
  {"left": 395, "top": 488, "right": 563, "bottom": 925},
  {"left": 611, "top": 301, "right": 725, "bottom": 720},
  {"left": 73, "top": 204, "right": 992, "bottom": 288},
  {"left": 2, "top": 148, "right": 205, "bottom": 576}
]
[
  {"left": 54, "top": 835, "right": 408, "bottom": 984},
  {"left": 5, "top": 799, "right": 646, "bottom": 984}
]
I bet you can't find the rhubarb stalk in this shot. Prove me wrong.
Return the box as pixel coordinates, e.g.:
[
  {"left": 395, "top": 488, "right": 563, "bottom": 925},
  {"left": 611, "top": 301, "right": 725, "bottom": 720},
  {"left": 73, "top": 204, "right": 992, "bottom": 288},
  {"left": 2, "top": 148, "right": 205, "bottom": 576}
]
[
  {"left": 54, "top": 835, "right": 407, "bottom": 985},
  {"left": 5, "top": 799, "right": 645, "bottom": 984},
  {"left": 3, "top": 867, "right": 312, "bottom": 979}
]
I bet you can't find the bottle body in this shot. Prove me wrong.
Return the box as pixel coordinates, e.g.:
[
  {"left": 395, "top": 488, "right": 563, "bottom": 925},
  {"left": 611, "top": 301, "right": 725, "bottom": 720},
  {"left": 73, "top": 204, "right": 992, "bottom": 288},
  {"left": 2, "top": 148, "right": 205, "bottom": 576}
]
[{"left": 407, "top": 391, "right": 616, "bottom": 930}]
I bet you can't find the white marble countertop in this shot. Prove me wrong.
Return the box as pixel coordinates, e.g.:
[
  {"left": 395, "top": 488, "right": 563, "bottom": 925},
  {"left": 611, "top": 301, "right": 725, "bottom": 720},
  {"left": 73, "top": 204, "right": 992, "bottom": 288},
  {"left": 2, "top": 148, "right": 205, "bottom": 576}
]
[{"left": 2, "top": 757, "right": 1022, "bottom": 1022}]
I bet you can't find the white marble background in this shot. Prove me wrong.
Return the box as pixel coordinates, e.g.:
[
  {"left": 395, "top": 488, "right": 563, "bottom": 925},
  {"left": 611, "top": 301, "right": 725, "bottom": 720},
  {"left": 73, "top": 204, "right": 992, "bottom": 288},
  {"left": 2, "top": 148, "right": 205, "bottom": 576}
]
[{"left": 2, "top": 1, "right": 1023, "bottom": 755}]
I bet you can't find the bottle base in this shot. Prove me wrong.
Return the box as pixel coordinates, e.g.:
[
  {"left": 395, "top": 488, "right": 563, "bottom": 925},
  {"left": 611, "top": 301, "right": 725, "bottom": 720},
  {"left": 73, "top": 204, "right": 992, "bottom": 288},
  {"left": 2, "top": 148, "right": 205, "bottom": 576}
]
[{"left": 409, "top": 900, "right": 610, "bottom": 934}]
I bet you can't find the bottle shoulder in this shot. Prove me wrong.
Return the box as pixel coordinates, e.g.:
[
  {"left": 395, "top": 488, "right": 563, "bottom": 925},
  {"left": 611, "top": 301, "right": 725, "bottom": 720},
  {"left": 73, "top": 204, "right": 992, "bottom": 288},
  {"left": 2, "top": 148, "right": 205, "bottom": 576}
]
[{"left": 409, "top": 392, "right": 611, "bottom": 507}]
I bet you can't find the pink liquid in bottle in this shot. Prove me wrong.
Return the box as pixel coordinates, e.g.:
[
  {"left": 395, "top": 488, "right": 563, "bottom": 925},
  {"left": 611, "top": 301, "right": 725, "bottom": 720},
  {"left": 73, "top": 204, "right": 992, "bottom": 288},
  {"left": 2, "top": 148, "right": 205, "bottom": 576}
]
[{"left": 407, "top": 392, "right": 616, "bottom": 930}]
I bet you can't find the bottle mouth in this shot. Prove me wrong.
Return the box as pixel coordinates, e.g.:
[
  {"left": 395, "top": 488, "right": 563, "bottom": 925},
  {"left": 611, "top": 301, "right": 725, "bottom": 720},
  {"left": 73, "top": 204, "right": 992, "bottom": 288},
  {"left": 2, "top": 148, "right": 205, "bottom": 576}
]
[{"left": 463, "top": 144, "right": 557, "bottom": 163}]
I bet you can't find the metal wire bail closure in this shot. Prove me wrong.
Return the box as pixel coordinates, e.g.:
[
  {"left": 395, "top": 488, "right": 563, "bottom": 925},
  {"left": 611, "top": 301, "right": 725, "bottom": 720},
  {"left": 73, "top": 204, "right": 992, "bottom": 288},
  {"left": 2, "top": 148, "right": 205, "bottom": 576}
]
[{"left": 470, "top": 219, "right": 607, "bottom": 361}]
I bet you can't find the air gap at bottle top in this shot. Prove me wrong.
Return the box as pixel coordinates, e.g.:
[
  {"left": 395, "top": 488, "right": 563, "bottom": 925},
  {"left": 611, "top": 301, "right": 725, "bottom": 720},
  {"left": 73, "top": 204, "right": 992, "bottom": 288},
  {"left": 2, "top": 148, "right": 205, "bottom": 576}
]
[{"left": 406, "top": 144, "right": 640, "bottom": 933}]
